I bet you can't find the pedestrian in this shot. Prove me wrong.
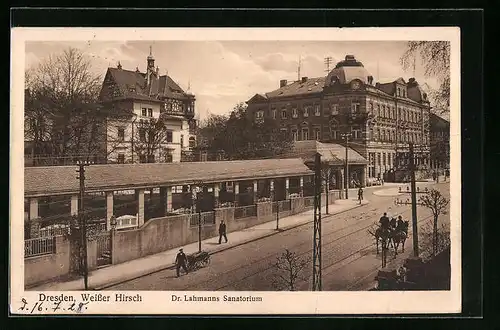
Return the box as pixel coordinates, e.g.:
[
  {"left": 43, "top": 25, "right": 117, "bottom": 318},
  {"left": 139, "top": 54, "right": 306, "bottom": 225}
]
[
  {"left": 357, "top": 187, "right": 363, "bottom": 204},
  {"left": 218, "top": 220, "right": 228, "bottom": 244},
  {"left": 175, "top": 248, "right": 188, "bottom": 277}
]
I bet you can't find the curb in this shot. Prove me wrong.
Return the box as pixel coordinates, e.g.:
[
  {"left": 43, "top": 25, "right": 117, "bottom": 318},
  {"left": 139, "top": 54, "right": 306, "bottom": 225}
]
[{"left": 94, "top": 201, "right": 369, "bottom": 290}]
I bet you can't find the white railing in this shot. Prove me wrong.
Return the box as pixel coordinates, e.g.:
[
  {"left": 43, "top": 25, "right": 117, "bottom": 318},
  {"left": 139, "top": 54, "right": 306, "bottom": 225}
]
[{"left": 25, "top": 237, "right": 56, "bottom": 258}]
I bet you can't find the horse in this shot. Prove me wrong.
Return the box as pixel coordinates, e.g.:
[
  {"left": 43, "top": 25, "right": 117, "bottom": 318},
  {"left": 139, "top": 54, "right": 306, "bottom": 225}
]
[
  {"left": 390, "top": 221, "right": 409, "bottom": 257},
  {"left": 374, "top": 226, "right": 391, "bottom": 255}
]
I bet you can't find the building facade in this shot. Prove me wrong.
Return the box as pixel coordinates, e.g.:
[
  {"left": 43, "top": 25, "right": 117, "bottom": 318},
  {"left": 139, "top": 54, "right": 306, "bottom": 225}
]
[
  {"left": 246, "top": 55, "right": 432, "bottom": 182},
  {"left": 429, "top": 113, "right": 450, "bottom": 170},
  {"left": 99, "top": 48, "right": 197, "bottom": 164}
]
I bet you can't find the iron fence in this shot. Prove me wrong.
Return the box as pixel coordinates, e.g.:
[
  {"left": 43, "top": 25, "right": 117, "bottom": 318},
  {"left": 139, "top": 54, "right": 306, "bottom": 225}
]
[
  {"left": 272, "top": 200, "right": 292, "bottom": 213},
  {"left": 25, "top": 237, "right": 56, "bottom": 258},
  {"left": 189, "top": 211, "right": 216, "bottom": 227},
  {"left": 303, "top": 196, "right": 315, "bottom": 208},
  {"left": 234, "top": 205, "right": 257, "bottom": 219}
]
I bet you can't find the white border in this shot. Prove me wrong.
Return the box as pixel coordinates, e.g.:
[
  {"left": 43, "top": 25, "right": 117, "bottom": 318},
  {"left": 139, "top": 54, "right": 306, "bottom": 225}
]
[{"left": 10, "top": 27, "right": 461, "bottom": 315}]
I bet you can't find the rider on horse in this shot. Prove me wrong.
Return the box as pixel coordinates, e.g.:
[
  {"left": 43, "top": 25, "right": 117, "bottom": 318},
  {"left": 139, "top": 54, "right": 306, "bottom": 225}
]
[{"left": 379, "top": 212, "right": 390, "bottom": 230}]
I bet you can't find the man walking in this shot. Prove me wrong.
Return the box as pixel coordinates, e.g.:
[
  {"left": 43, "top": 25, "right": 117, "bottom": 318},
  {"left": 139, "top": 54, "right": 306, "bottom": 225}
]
[
  {"left": 218, "top": 220, "right": 228, "bottom": 244},
  {"left": 357, "top": 187, "right": 364, "bottom": 205},
  {"left": 175, "top": 248, "right": 188, "bottom": 278}
]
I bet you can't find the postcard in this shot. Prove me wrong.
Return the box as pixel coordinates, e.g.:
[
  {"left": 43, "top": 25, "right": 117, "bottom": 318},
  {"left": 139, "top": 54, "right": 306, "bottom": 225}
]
[{"left": 10, "top": 26, "right": 460, "bottom": 315}]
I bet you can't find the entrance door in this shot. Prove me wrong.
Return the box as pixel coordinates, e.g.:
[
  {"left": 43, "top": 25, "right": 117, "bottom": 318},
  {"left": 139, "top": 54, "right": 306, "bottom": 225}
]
[{"left": 96, "top": 231, "right": 112, "bottom": 267}]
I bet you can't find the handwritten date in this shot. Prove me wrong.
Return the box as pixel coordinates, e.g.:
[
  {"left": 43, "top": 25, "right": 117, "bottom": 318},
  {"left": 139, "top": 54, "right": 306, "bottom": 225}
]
[{"left": 18, "top": 298, "right": 89, "bottom": 313}]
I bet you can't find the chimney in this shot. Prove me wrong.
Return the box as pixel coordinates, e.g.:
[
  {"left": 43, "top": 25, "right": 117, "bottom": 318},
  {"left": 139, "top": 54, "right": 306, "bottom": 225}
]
[
  {"left": 408, "top": 77, "right": 417, "bottom": 86},
  {"left": 136, "top": 67, "right": 140, "bottom": 73},
  {"left": 345, "top": 55, "right": 356, "bottom": 61},
  {"left": 117, "top": 61, "right": 122, "bottom": 69},
  {"left": 156, "top": 66, "right": 159, "bottom": 75},
  {"left": 280, "top": 79, "right": 287, "bottom": 88},
  {"left": 368, "top": 75, "right": 373, "bottom": 85},
  {"left": 301, "top": 77, "right": 308, "bottom": 83}
]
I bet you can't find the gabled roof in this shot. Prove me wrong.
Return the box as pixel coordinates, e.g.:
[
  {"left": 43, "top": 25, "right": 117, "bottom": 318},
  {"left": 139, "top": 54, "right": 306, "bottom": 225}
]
[
  {"left": 283, "top": 140, "right": 368, "bottom": 165},
  {"left": 99, "top": 67, "right": 191, "bottom": 104},
  {"left": 246, "top": 93, "right": 268, "bottom": 104},
  {"left": 430, "top": 113, "right": 450, "bottom": 129},
  {"left": 265, "top": 77, "right": 325, "bottom": 99},
  {"left": 24, "top": 159, "right": 313, "bottom": 197}
]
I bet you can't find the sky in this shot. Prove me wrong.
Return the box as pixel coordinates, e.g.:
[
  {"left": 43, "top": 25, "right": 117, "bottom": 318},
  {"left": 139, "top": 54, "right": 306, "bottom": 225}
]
[{"left": 25, "top": 40, "right": 441, "bottom": 121}]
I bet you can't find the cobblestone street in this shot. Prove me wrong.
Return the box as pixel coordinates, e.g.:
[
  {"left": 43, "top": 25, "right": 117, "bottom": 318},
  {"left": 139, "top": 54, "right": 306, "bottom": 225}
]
[{"left": 108, "top": 183, "right": 450, "bottom": 291}]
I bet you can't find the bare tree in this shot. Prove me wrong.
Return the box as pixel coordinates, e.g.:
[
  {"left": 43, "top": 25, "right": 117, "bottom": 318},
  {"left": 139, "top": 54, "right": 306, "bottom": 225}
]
[
  {"left": 271, "top": 249, "right": 310, "bottom": 291},
  {"left": 419, "top": 188, "right": 450, "bottom": 256},
  {"left": 25, "top": 47, "right": 107, "bottom": 165},
  {"left": 133, "top": 117, "right": 170, "bottom": 163},
  {"left": 400, "top": 41, "right": 450, "bottom": 114}
]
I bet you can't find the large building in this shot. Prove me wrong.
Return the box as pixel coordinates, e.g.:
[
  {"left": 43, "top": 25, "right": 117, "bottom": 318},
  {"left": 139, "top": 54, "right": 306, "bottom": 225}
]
[
  {"left": 429, "top": 113, "right": 450, "bottom": 170},
  {"left": 99, "top": 47, "right": 198, "bottom": 164},
  {"left": 246, "top": 55, "right": 432, "bottom": 182}
]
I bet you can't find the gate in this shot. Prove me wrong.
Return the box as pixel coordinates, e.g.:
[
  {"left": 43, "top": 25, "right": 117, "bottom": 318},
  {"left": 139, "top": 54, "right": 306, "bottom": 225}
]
[{"left": 95, "top": 232, "right": 112, "bottom": 267}]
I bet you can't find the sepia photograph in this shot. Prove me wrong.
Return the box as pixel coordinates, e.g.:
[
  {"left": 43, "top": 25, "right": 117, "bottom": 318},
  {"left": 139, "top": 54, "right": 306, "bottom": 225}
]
[{"left": 11, "top": 27, "right": 461, "bottom": 314}]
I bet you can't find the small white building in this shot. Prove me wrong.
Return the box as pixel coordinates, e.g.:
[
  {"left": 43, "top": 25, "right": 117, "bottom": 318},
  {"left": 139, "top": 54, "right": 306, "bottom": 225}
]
[{"left": 99, "top": 48, "right": 197, "bottom": 163}]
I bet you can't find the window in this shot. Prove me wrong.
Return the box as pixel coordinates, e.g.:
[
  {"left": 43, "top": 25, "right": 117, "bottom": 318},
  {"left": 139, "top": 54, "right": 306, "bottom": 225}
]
[
  {"left": 369, "top": 102, "right": 374, "bottom": 115},
  {"left": 255, "top": 110, "right": 264, "bottom": 119},
  {"left": 291, "top": 129, "right": 298, "bottom": 141},
  {"left": 280, "top": 128, "right": 288, "bottom": 139},
  {"left": 281, "top": 109, "right": 287, "bottom": 119},
  {"left": 117, "top": 153, "right": 125, "bottom": 164},
  {"left": 382, "top": 105, "right": 386, "bottom": 118},
  {"left": 377, "top": 153, "right": 381, "bottom": 166},
  {"left": 141, "top": 108, "right": 147, "bottom": 117},
  {"left": 163, "top": 149, "right": 173, "bottom": 163},
  {"left": 331, "top": 130, "right": 338, "bottom": 140},
  {"left": 314, "top": 128, "right": 321, "bottom": 140},
  {"left": 148, "top": 108, "right": 153, "bottom": 117},
  {"left": 352, "top": 128, "right": 361, "bottom": 139},
  {"left": 139, "top": 128, "right": 146, "bottom": 142},
  {"left": 117, "top": 127, "right": 125, "bottom": 141},
  {"left": 303, "top": 107, "right": 309, "bottom": 117},
  {"left": 369, "top": 129, "right": 374, "bottom": 140},
  {"left": 398, "top": 108, "right": 401, "bottom": 119},
  {"left": 382, "top": 130, "right": 386, "bottom": 141},
  {"left": 302, "top": 128, "right": 309, "bottom": 141},
  {"left": 189, "top": 137, "right": 196, "bottom": 149},
  {"left": 180, "top": 135, "right": 184, "bottom": 147},
  {"left": 314, "top": 104, "right": 321, "bottom": 116},
  {"left": 376, "top": 104, "right": 380, "bottom": 117},
  {"left": 383, "top": 153, "right": 386, "bottom": 166},
  {"left": 292, "top": 108, "right": 298, "bottom": 118},
  {"left": 272, "top": 109, "right": 277, "bottom": 119},
  {"left": 402, "top": 89, "right": 406, "bottom": 98},
  {"left": 397, "top": 88, "right": 400, "bottom": 97},
  {"left": 377, "top": 128, "right": 381, "bottom": 141},
  {"left": 330, "top": 104, "right": 338, "bottom": 115},
  {"left": 351, "top": 102, "right": 360, "bottom": 114},
  {"left": 166, "top": 130, "right": 173, "bottom": 143}
]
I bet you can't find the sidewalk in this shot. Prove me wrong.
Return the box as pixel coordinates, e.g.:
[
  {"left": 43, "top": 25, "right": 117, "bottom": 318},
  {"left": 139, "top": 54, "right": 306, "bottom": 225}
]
[{"left": 29, "top": 198, "right": 369, "bottom": 291}]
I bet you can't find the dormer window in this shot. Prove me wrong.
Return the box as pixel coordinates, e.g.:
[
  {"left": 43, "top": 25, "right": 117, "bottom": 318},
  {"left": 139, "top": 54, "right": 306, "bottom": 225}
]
[
  {"left": 141, "top": 108, "right": 147, "bottom": 117},
  {"left": 303, "top": 107, "right": 309, "bottom": 117},
  {"left": 292, "top": 108, "right": 298, "bottom": 118}
]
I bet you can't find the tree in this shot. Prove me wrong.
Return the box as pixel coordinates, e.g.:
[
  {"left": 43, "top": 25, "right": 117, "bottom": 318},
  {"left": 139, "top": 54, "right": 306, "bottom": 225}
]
[
  {"left": 400, "top": 41, "right": 450, "bottom": 114},
  {"left": 25, "top": 47, "right": 114, "bottom": 165},
  {"left": 418, "top": 188, "right": 450, "bottom": 256},
  {"left": 199, "top": 103, "right": 293, "bottom": 160},
  {"left": 62, "top": 213, "right": 105, "bottom": 290},
  {"left": 420, "top": 223, "right": 450, "bottom": 257},
  {"left": 271, "top": 249, "right": 310, "bottom": 291},
  {"left": 134, "top": 117, "right": 170, "bottom": 163}
]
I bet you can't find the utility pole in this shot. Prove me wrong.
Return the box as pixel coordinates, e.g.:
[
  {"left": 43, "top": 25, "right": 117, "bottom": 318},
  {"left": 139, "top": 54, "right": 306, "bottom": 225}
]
[
  {"left": 76, "top": 160, "right": 91, "bottom": 290},
  {"left": 193, "top": 180, "right": 204, "bottom": 253},
  {"left": 312, "top": 153, "right": 322, "bottom": 291},
  {"left": 341, "top": 133, "right": 351, "bottom": 199}
]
